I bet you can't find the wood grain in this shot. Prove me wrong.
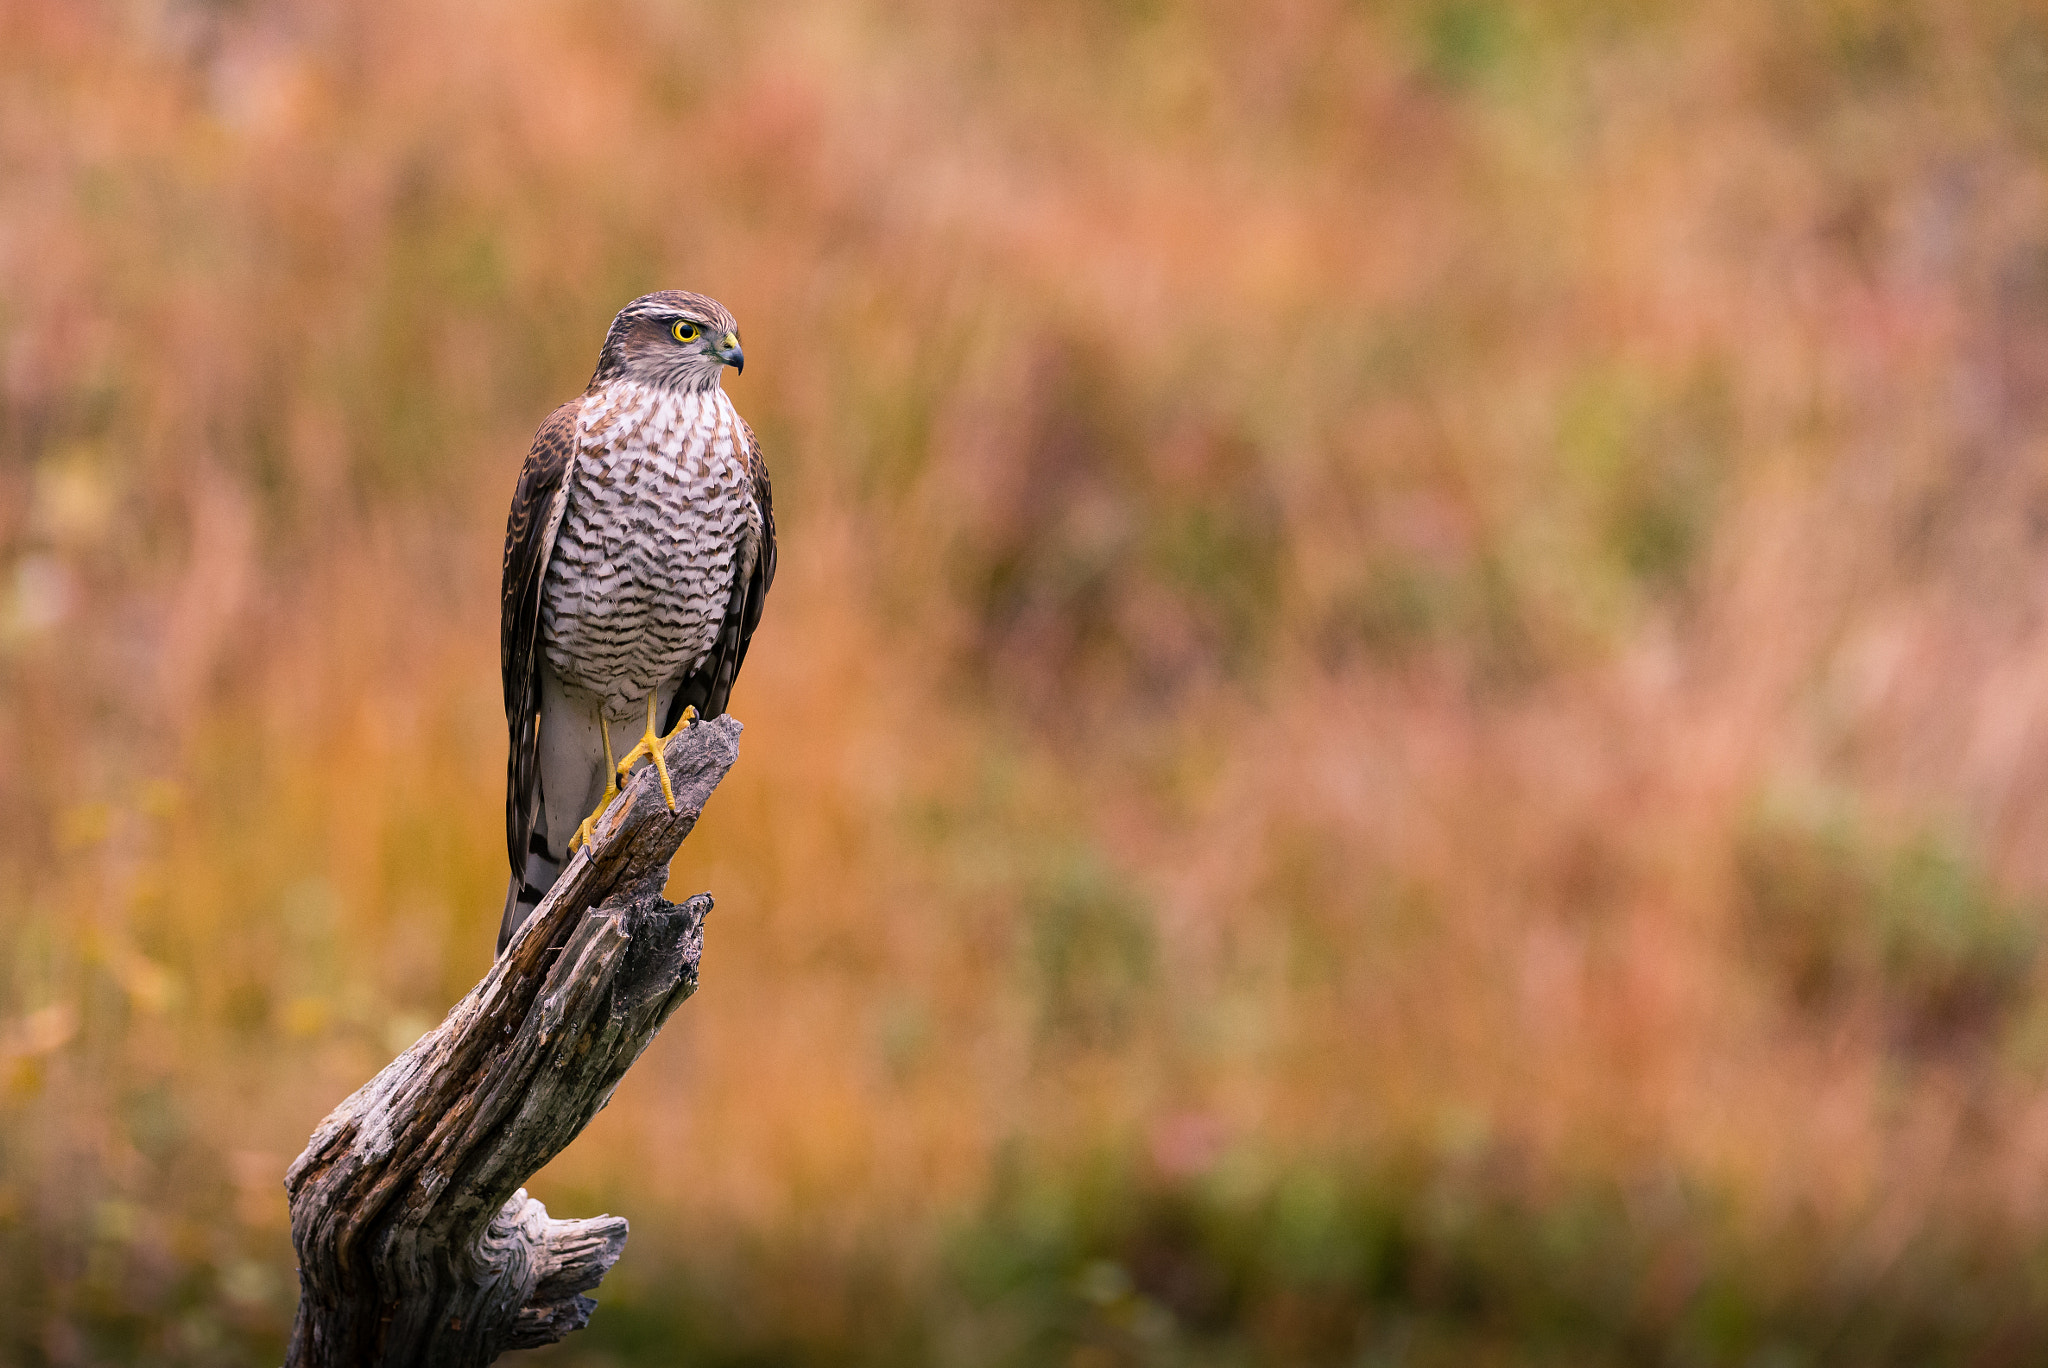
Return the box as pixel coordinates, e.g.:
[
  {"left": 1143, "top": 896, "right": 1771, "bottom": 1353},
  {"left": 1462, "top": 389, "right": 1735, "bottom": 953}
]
[{"left": 284, "top": 715, "right": 742, "bottom": 1367}]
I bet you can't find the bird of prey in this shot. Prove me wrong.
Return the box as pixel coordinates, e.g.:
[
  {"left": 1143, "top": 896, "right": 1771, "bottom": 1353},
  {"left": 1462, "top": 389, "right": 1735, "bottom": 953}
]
[{"left": 498, "top": 291, "right": 775, "bottom": 952}]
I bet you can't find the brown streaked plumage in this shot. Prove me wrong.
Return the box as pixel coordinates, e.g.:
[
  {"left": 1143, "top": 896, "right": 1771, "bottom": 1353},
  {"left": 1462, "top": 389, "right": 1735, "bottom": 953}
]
[{"left": 498, "top": 291, "right": 775, "bottom": 951}]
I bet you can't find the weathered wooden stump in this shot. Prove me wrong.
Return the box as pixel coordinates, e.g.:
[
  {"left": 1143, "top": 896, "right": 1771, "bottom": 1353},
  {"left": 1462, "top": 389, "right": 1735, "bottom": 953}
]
[{"left": 283, "top": 715, "right": 742, "bottom": 1367}]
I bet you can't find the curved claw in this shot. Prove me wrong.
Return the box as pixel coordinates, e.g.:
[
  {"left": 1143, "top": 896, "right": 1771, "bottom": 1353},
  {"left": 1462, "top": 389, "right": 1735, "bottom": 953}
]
[
  {"left": 614, "top": 695, "right": 694, "bottom": 814},
  {"left": 570, "top": 710, "right": 623, "bottom": 852},
  {"left": 571, "top": 775, "right": 619, "bottom": 852},
  {"left": 627, "top": 741, "right": 676, "bottom": 813}
]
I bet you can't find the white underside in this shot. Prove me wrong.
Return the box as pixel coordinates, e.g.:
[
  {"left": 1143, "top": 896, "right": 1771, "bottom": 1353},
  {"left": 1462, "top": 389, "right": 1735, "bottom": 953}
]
[{"left": 538, "top": 381, "right": 753, "bottom": 718}]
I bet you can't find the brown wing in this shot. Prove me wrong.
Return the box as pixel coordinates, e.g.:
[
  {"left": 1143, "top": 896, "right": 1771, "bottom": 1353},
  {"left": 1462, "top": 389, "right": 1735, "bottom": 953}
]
[
  {"left": 502, "top": 401, "right": 578, "bottom": 874},
  {"left": 666, "top": 415, "right": 776, "bottom": 728}
]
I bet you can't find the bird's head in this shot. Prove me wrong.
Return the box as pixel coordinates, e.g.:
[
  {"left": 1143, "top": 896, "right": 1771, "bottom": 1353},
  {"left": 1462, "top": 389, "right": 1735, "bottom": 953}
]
[{"left": 592, "top": 290, "right": 745, "bottom": 393}]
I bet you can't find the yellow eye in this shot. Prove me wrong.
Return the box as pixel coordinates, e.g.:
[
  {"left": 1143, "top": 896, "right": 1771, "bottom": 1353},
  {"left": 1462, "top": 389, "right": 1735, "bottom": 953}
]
[{"left": 672, "top": 321, "right": 700, "bottom": 343}]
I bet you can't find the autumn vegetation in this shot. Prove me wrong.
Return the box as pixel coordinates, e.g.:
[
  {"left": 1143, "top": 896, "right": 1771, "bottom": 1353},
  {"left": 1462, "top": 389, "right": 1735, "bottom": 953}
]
[{"left": 8, "top": 1, "right": 2048, "bottom": 1363}]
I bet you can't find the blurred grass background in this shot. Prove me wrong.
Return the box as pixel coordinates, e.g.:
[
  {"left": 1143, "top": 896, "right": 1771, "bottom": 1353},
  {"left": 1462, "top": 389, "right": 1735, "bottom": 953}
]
[{"left": 10, "top": 0, "right": 2048, "bottom": 1362}]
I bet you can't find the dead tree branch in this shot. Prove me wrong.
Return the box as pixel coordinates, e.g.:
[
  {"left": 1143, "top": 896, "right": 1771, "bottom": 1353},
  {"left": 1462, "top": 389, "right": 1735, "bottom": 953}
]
[{"left": 283, "top": 715, "right": 743, "bottom": 1367}]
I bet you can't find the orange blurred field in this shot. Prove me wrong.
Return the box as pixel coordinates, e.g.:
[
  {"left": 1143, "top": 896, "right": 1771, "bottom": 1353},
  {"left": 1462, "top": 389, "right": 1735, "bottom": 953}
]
[{"left": 9, "top": 0, "right": 2048, "bottom": 1362}]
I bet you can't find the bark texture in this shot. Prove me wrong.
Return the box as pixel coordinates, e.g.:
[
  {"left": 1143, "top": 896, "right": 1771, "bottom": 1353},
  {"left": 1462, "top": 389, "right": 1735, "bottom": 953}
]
[{"left": 284, "top": 715, "right": 742, "bottom": 1367}]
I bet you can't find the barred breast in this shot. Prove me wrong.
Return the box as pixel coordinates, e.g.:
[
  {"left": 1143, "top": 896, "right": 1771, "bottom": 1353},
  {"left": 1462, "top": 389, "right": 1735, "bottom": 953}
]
[{"left": 540, "top": 380, "right": 758, "bottom": 719}]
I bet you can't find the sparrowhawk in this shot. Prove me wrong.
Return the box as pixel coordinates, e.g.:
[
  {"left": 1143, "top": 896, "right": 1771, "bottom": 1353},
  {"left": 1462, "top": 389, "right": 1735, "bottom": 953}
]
[{"left": 498, "top": 291, "right": 775, "bottom": 952}]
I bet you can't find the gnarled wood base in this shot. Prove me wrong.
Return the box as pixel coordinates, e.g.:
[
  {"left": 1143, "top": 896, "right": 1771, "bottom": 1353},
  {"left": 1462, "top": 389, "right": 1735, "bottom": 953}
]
[{"left": 284, "top": 716, "right": 741, "bottom": 1367}]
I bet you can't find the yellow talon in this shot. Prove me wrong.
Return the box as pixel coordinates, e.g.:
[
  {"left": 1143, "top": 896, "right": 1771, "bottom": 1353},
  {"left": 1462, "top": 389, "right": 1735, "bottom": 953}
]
[
  {"left": 614, "top": 692, "right": 694, "bottom": 813},
  {"left": 570, "top": 715, "right": 621, "bottom": 852}
]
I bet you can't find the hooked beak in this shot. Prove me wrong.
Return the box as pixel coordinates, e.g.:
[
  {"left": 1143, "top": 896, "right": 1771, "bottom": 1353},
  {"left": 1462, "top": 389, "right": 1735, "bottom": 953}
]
[{"left": 715, "top": 331, "right": 744, "bottom": 373}]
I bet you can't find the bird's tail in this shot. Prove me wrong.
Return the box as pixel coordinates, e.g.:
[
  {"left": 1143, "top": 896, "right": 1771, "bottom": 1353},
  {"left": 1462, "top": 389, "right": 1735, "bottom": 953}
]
[{"left": 498, "top": 823, "right": 565, "bottom": 954}]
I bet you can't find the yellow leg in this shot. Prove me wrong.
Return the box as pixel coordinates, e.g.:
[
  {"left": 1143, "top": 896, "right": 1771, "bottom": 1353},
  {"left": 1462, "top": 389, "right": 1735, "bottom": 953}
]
[
  {"left": 614, "top": 691, "right": 696, "bottom": 813},
  {"left": 570, "top": 719, "right": 620, "bottom": 852}
]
